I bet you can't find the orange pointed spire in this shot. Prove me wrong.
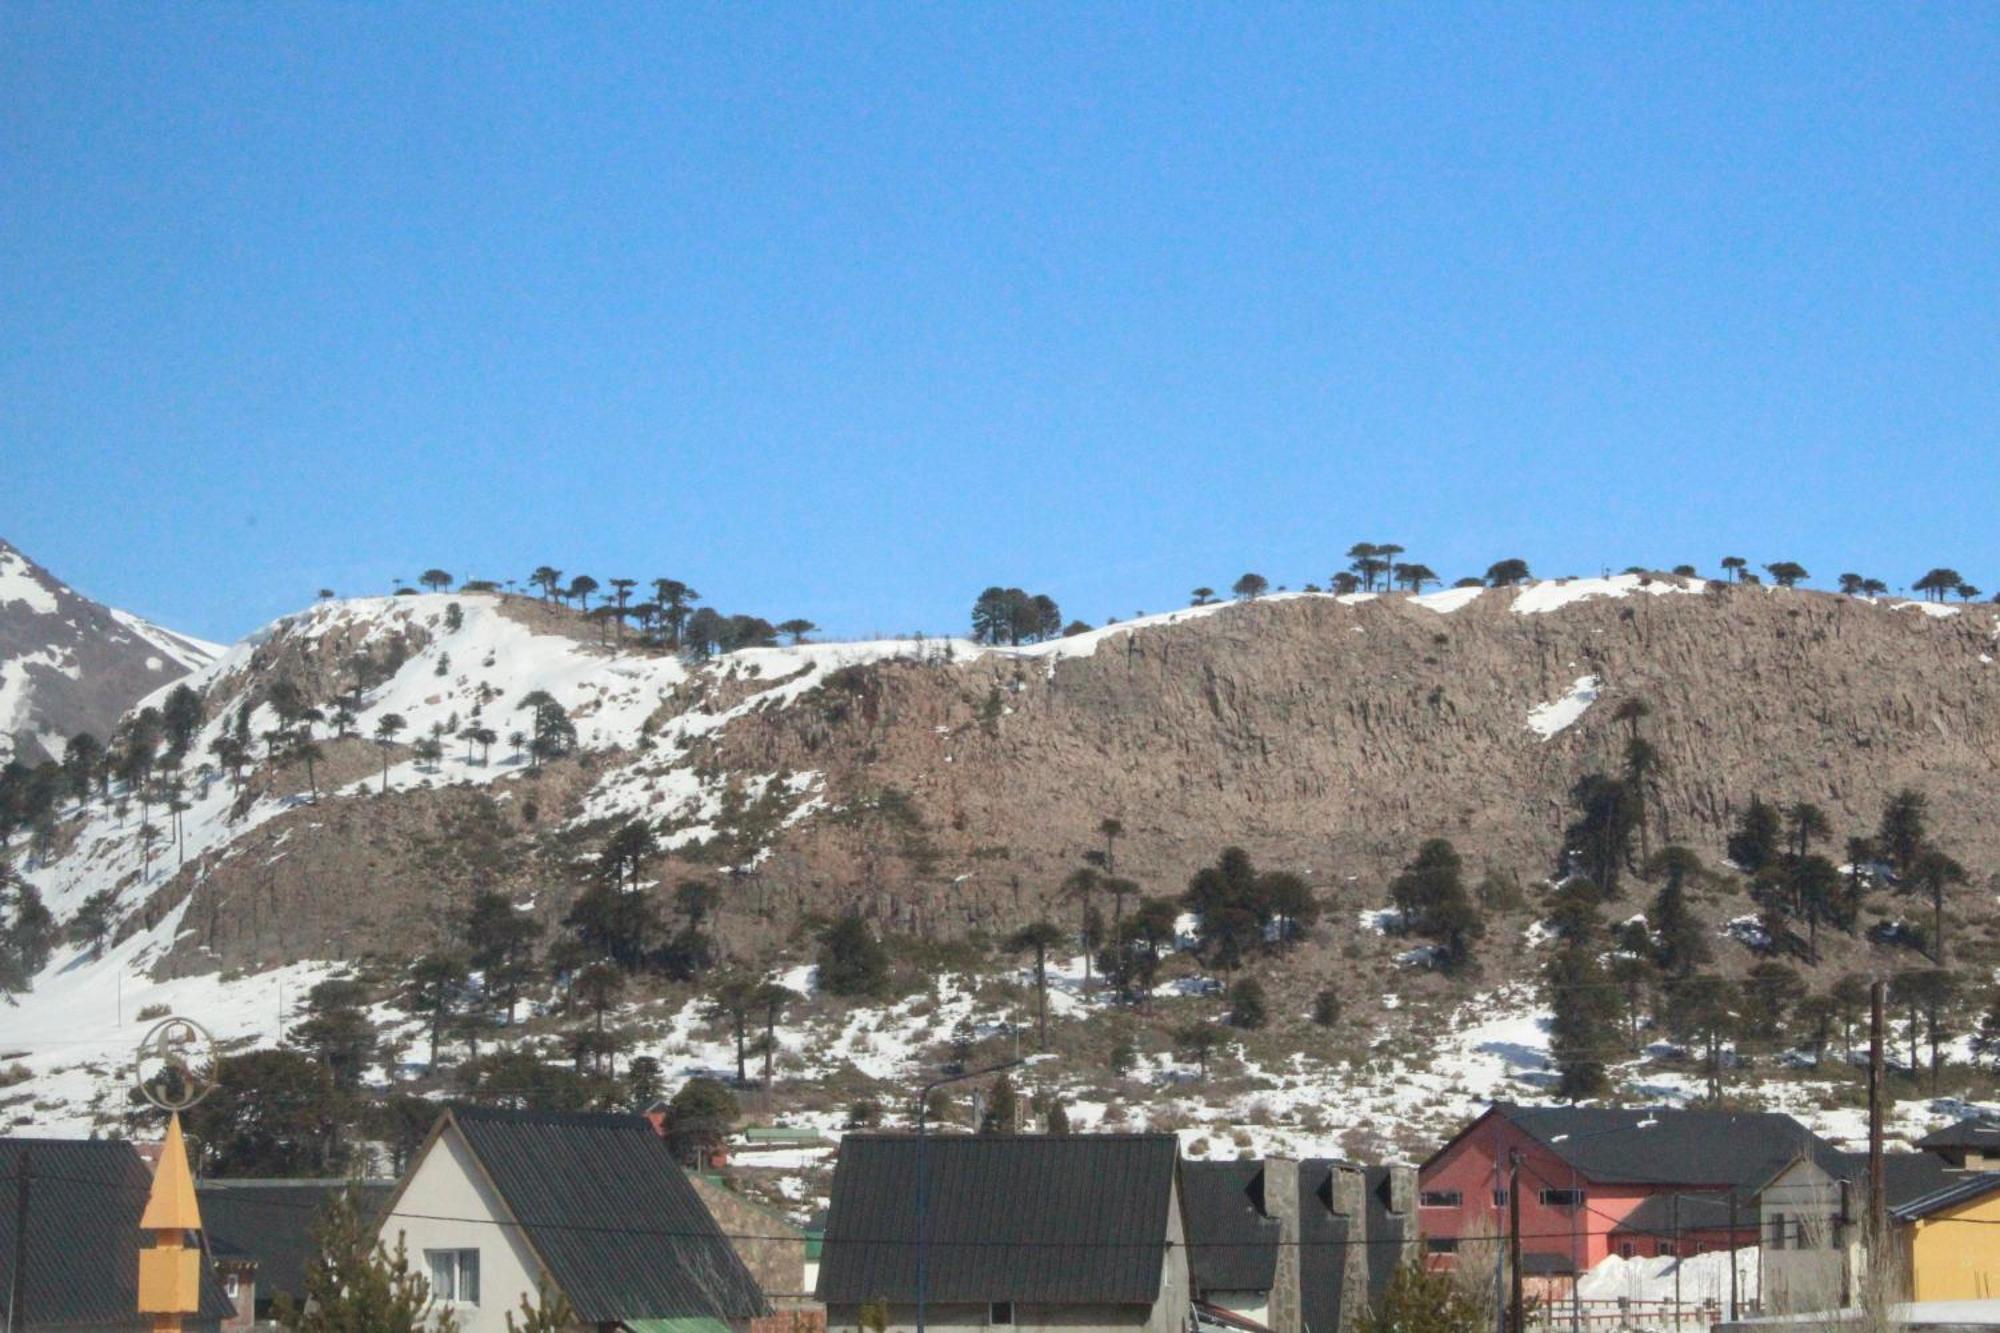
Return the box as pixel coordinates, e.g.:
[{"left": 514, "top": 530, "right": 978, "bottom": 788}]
[{"left": 139, "top": 1113, "right": 203, "bottom": 1233}]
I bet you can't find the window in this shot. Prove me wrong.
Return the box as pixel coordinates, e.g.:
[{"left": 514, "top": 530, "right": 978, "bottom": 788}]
[
  {"left": 989, "top": 1303, "right": 1014, "bottom": 1325},
  {"left": 425, "top": 1250, "right": 480, "bottom": 1306},
  {"left": 1768, "top": 1214, "right": 1788, "bottom": 1251},
  {"left": 1618, "top": 1242, "right": 1635, "bottom": 1259},
  {"left": 1538, "top": 1188, "right": 1584, "bottom": 1208},
  {"left": 1426, "top": 1237, "right": 1459, "bottom": 1254},
  {"left": 1420, "top": 1190, "right": 1462, "bottom": 1208},
  {"left": 1492, "top": 1189, "right": 1510, "bottom": 1207},
  {"left": 1656, "top": 1241, "right": 1677, "bottom": 1258}
]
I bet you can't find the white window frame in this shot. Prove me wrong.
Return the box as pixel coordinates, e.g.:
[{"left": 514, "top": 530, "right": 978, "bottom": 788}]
[
  {"left": 1419, "top": 1189, "right": 1463, "bottom": 1208},
  {"left": 425, "top": 1248, "right": 481, "bottom": 1307}
]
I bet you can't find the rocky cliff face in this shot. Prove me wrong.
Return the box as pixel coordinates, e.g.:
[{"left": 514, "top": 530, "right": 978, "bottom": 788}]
[
  {"left": 118, "top": 577, "right": 2000, "bottom": 977},
  {"left": 0, "top": 538, "right": 220, "bottom": 764},
  {"left": 703, "top": 580, "right": 2000, "bottom": 938}
]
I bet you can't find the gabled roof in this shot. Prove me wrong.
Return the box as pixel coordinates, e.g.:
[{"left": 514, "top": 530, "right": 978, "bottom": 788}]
[
  {"left": 1916, "top": 1118, "right": 2000, "bottom": 1152},
  {"left": 401, "top": 1107, "right": 769, "bottom": 1325},
  {"left": 816, "top": 1133, "right": 1180, "bottom": 1306},
  {"left": 1891, "top": 1172, "right": 2000, "bottom": 1224},
  {"left": 1454, "top": 1104, "right": 1839, "bottom": 1191},
  {"left": 199, "top": 1179, "right": 395, "bottom": 1305},
  {"left": 1183, "top": 1161, "right": 1280, "bottom": 1295},
  {"left": 0, "top": 1137, "right": 237, "bottom": 1329},
  {"left": 1829, "top": 1151, "right": 1962, "bottom": 1211}
]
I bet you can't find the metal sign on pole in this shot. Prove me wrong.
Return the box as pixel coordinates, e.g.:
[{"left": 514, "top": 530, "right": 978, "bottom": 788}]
[{"left": 134, "top": 1017, "right": 217, "bottom": 1333}]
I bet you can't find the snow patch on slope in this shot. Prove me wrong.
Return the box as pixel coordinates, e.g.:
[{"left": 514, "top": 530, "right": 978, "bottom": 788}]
[
  {"left": 1526, "top": 674, "right": 1602, "bottom": 739},
  {"left": 1511, "top": 574, "right": 1700, "bottom": 614}
]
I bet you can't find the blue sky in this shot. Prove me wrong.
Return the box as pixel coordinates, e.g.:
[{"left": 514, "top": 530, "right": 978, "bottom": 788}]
[{"left": 5, "top": 4, "right": 1997, "bottom": 642}]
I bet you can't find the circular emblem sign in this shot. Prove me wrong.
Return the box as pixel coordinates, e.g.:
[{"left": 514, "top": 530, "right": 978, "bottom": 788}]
[{"left": 135, "top": 1017, "right": 217, "bottom": 1112}]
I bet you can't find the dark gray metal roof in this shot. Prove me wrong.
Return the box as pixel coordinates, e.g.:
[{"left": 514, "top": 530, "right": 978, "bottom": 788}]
[
  {"left": 816, "top": 1133, "right": 1180, "bottom": 1306},
  {"left": 1361, "top": 1166, "right": 1405, "bottom": 1310},
  {"left": 1490, "top": 1103, "right": 1839, "bottom": 1190},
  {"left": 0, "top": 1137, "right": 236, "bottom": 1329},
  {"left": 1297, "top": 1160, "right": 1361, "bottom": 1333},
  {"left": 1615, "top": 1191, "right": 1739, "bottom": 1236},
  {"left": 1830, "top": 1151, "right": 1962, "bottom": 1211},
  {"left": 438, "top": 1107, "right": 770, "bottom": 1324},
  {"left": 198, "top": 1180, "right": 395, "bottom": 1306},
  {"left": 1917, "top": 1119, "right": 2000, "bottom": 1152},
  {"left": 1891, "top": 1172, "right": 2000, "bottom": 1223},
  {"left": 1183, "top": 1161, "right": 1279, "bottom": 1295}
]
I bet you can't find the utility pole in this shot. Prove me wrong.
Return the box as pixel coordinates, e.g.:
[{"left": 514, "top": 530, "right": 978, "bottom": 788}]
[
  {"left": 1728, "top": 1191, "right": 1740, "bottom": 1322},
  {"left": 1493, "top": 1122, "right": 1508, "bottom": 1333},
  {"left": 8, "top": 1148, "right": 28, "bottom": 1333},
  {"left": 1508, "top": 1153, "right": 1524, "bottom": 1333},
  {"left": 1869, "top": 980, "right": 1887, "bottom": 1239}
]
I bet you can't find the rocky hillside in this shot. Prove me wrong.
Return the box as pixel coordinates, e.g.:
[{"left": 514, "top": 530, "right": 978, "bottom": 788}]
[
  {"left": 14, "top": 574, "right": 1998, "bottom": 975},
  {"left": 0, "top": 538, "right": 220, "bottom": 764}
]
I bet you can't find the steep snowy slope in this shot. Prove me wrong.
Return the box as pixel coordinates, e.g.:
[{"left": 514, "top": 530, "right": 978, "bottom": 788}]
[{"left": 0, "top": 539, "right": 221, "bottom": 764}]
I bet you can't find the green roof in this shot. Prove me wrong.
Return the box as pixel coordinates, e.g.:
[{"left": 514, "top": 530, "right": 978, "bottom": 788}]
[{"left": 624, "top": 1319, "right": 734, "bottom": 1333}]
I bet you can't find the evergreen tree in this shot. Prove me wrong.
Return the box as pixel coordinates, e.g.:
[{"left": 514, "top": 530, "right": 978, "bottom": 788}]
[
  {"left": 69, "top": 888, "right": 117, "bottom": 958},
  {"left": 1892, "top": 968, "right": 1960, "bottom": 1089},
  {"left": 817, "top": 911, "right": 890, "bottom": 997},
  {"left": 1345, "top": 543, "right": 1385, "bottom": 592},
  {"left": 187, "top": 1049, "right": 343, "bottom": 1176},
  {"left": 1727, "top": 795, "right": 1782, "bottom": 873},
  {"left": 1764, "top": 561, "right": 1809, "bottom": 587},
  {"left": 503, "top": 1283, "right": 577, "bottom": 1333},
  {"left": 1913, "top": 568, "right": 1964, "bottom": 602},
  {"left": 1664, "top": 972, "right": 1737, "bottom": 1102},
  {"left": 1646, "top": 847, "right": 1711, "bottom": 979},
  {"left": 1563, "top": 774, "right": 1639, "bottom": 897},
  {"left": 1485, "top": 558, "right": 1532, "bottom": 586},
  {"left": 515, "top": 691, "right": 576, "bottom": 767},
  {"left": 290, "top": 979, "right": 379, "bottom": 1092},
  {"left": 1904, "top": 847, "right": 1966, "bottom": 963},
  {"left": 1228, "top": 977, "right": 1268, "bottom": 1030},
  {"left": 161, "top": 685, "right": 205, "bottom": 760},
  {"left": 1007, "top": 920, "right": 1065, "bottom": 1050},
  {"left": 566, "top": 574, "right": 599, "bottom": 609},
  {"left": 1720, "top": 556, "right": 1747, "bottom": 582},
  {"left": 753, "top": 980, "right": 794, "bottom": 1084},
  {"left": 1392, "top": 562, "right": 1438, "bottom": 592},
  {"left": 659, "top": 1077, "right": 738, "bottom": 1166},
  {"left": 420, "top": 569, "right": 453, "bottom": 592},
  {"left": 776, "top": 618, "right": 817, "bottom": 644},
  {"left": 1877, "top": 788, "right": 1929, "bottom": 877},
  {"left": 1312, "top": 989, "right": 1341, "bottom": 1027},
  {"left": 1356, "top": 1260, "right": 1485, "bottom": 1333},
  {"left": 979, "top": 1073, "right": 1019, "bottom": 1133},
  {"left": 1174, "top": 1022, "right": 1219, "bottom": 1080},
  {"left": 1543, "top": 880, "right": 1615, "bottom": 1100},
  {"left": 402, "top": 953, "right": 470, "bottom": 1071},
  {"left": 706, "top": 973, "right": 759, "bottom": 1084},
  {"left": 1740, "top": 961, "right": 1806, "bottom": 1052},
  {"left": 1190, "top": 587, "right": 1216, "bottom": 606}
]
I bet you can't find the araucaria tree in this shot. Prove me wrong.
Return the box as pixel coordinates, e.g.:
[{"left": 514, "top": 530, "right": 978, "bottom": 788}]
[
  {"left": 1543, "top": 879, "right": 1614, "bottom": 1100},
  {"left": 970, "top": 587, "right": 1063, "bottom": 645},
  {"left": 1008, "top": 920, "right": 1065, "bottom": 1049},
  {"left": 1386, "top": 838, "right": 1483, "bottom": 972},
  {"left": 1231, "top": 572, "right": 1269, "bottom": 601}
]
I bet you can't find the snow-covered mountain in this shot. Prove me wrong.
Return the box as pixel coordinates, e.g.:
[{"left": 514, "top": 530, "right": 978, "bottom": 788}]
[
  {"left": 7, "top": 573, "right": 2000, "bottom": 1169},
  {"left": 0, "top": 539, "right": 222, "bottom": 764}
]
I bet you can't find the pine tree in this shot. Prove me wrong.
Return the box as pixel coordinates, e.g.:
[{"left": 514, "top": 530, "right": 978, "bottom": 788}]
[
  {"left": 1228, "top": 977, "right": 1268, "bottom": 1030},
  {"left": 1485, "top": 558, "right": 1531, "bottom": 586},
  {"left": 1543, "top": 880, "right": 1615, "bottom": 1100},
  {"left": 402, "top": 953, "right": 470, "bottom": 1071},
  {"left": 1647, "top": 847, "right": 1711, "bottom": 979},
  {"left": 1764, "top": 561, "right": 1809, "bottom": 587},
  {"left": 818, "top": 911, "right": 890, "bottom": 997},
  {"left": 1727, "top": 795, "right": 1782, "bottom": 873},
  {"left": 706, "top": 973, "right": 758, "bottom": 1084},
  {"left": 1008, "top": 920, "right": 1065, "bottom": 1049},
  {"left": 1231, "top": 572, "right": 1269, "bottom": 600},
  {"left": 1877, "top": 788, "right": 1929, "bottom": 879}
]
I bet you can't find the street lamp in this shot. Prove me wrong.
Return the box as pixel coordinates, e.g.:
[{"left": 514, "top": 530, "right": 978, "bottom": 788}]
[{"left": 913, "top": 1055, "right": 1054, "bottom": 1333}]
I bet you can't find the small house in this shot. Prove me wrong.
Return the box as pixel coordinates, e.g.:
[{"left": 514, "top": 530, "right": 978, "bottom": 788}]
[
  {"left": 1916, "top": 1119, "right": 2000, "bottom": 1171},
  {"left": 816, "top": 1133, "right": 1191, "bottom": 1333},
  {"left": 379, "top": 1106, "right": 773, "bottom": 1333},
  {"left": 198, "top": 1178, "right": 396, "bottom": 1324}
]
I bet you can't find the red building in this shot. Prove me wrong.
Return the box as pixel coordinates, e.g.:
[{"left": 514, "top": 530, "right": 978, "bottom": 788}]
[{"left": 1417, "top": 1104, "right": 1841, "bottom": 1282}]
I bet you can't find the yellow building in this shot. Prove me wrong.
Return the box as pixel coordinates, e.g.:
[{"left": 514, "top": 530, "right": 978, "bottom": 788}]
[{"left": 1895, "top": 1172, "right": 2000, "bottom": 1302}]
